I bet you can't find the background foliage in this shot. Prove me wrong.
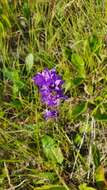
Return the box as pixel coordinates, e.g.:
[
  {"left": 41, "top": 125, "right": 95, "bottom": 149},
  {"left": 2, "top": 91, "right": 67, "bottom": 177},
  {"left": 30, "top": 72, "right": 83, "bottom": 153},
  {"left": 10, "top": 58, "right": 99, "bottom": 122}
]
[{"left": 0, "top": 0, "right": 107, "bottom": 189}]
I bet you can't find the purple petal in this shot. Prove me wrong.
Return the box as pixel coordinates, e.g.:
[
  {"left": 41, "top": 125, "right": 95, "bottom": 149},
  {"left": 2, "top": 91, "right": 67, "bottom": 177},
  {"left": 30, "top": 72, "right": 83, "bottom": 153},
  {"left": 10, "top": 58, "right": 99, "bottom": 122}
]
[
  {"left": 44, "top": 109, "right": 58, "bottom": 120},
  {"left": 41, "top": 93, "right": 60, "bottom": 107},
  {"left": 42, "top": 68, "right": 50, "bottom": 81},
  {"left": 32, "top": 73, "right": 45, "bottom": 87}
]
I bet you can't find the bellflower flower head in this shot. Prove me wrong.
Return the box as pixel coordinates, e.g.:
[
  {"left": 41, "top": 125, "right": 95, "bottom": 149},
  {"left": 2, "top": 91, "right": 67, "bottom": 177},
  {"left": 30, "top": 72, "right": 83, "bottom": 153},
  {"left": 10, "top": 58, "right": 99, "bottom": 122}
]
[{"left": 33, "top": 68, "right": 67, "bottom": 120}]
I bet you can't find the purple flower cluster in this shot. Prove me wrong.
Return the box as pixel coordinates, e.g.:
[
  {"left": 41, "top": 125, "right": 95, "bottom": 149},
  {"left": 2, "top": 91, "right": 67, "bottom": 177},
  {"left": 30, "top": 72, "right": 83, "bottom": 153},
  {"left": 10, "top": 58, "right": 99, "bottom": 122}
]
[{"left": 33, "top": 68, "right": 67, "bottom": 120}]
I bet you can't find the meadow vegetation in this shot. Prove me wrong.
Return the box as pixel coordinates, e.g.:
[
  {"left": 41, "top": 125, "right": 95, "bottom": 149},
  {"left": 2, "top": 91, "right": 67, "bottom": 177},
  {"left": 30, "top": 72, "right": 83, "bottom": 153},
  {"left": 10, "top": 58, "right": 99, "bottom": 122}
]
[{"left": 0, "top": 0, "right": 107, "bottom": 189}]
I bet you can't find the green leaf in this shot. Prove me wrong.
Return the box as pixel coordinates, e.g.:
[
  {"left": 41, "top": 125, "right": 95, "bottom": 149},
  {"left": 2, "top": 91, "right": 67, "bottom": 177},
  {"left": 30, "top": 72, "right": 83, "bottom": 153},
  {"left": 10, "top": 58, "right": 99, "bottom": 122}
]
[
  {"left": 71, "top": 102, "right": 87, "bottom": 119},
  {"left": 95, "top": 166, "right": 107, "bottom": 189},
  {"left": 25, "top": 53, "right": 34, "bottom": 73},
  {"left": 34, "top": 185, "right": 66, "bottom": 190},
  {"left": 73, "top": 77, "right": 84, "bottom": 86},
  {"left": 95, "top": 166, "right": 105, "bottom": 182},
  {"left": 13, "top": 80, "right": 25, "bottom": 96},
  {"left": 74, "top": 134, "right": 82, "bottom": 145},
  {"left": 3, "top": 68, "right": 19, "bottom": 82},
  {"left": 41, "top": 135, "right": 64, "bottom": 164},
  {"left": 79, "top": 183, "right": 96, "bottom": 190},
  {"left": 3, "top": 68, "right": 25, "bottom": 96},
  {"left": 92, "top": 144, "right": 100, "bottom": 168},
  {"left": 15, "top": 80, "right": 25, "bottom": 89},
  {"left": 23, "top": 2, "right": 30, "bottom": 19},
  {"left": 2, "top": 15, "right": 11, "bottom": 28},
  {"left": 93, "top": 109, "right": 107, "bottom": 121},
  {"left": 64, "top": 81, "right": 72, "bottom": 93},
  {"left": 89, "top": 35, "right": 102, "bottom": 54},
  {"left": 0, "top": 21, "right": 4, "bottom": 33},
  {"left": 11, "top": 99, "right": 22, "bottom": 110},
  {"left": 13, "top": 83, "right": 19, "bottom": 96},
  {"left": 71, "top": 53, "right": 85, "bottom": 78},
  {"left": 94, "top": 113, "right": 107, "bottom": 121},
  {"left": 64, "top": 47, "right": 72, "bottom": 61}
]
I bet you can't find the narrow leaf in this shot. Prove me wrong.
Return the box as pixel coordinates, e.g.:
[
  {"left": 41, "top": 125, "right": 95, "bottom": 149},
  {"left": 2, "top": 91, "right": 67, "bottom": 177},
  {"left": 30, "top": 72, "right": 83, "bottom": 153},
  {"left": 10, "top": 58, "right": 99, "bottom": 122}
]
[
  {"left": 25, "top": 53, "right": 34, "bottom": 73},
  {"left": 71, "top": 53, "right": 85, "bottom": 78},
  {"left": 92, "top": 144, "right": 100, "bottom": 168},
  {"left": 34, "top": 185, "right": 66, "bottom": 190}
]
